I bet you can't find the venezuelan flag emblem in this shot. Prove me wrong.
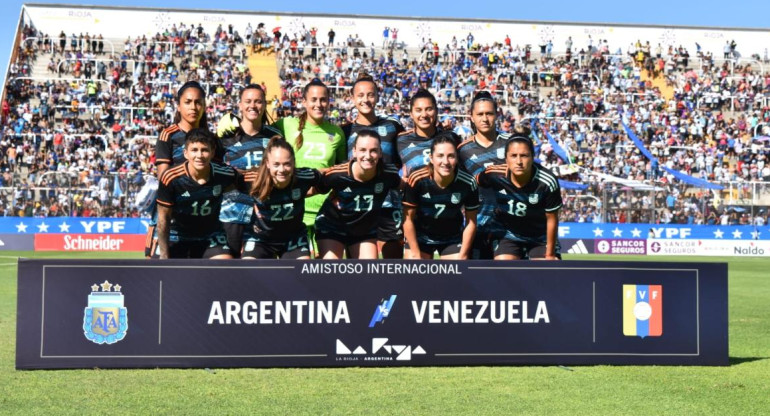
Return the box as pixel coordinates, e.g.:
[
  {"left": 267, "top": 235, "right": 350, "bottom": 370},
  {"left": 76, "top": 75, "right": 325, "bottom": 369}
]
[{"left": 623, "top": 285, "right": 662, "bottom": 338}]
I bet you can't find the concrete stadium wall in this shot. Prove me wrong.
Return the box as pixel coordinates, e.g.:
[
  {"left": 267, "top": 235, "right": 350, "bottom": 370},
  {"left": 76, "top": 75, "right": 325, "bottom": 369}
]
[{"left": 22, "top": 4, "right": 770, "bottom": 59}]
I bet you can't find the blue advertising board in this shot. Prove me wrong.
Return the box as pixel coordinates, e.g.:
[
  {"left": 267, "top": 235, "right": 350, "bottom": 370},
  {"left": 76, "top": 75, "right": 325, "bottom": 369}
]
[
  {"left": 16, "top": 259, "right": 728, "bottom": 369},
  {"left": 0, "top": 218, "right": 766, "bottom": 241}
]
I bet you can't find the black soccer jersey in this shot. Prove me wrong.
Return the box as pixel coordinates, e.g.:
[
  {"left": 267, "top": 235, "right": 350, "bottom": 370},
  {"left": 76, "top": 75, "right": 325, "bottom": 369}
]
[
  {"left": 458, "top": 132, "right": 511, "bottom": 230},
  {"left": 476, "top": 163, "right": 562, "bottom": 243},
  {"left": 315, "top": 161, "right": 401, "bottom": 237},
  {"left": 218, "top": 125, "right": 283, "bottom": 170},
  {"left": 218, "top": 125, "right": 283, "bottom": 224},
  {"left": 397, "top": 129, "right": 460, "bottom": 177},
  {"left": 403, "top": 167, "right": 480, "bottom": 245},
  {"left": 154, "top": 124, "right": 187, "bottom": 167},
  {"left": 156, "top": 162, "right": 240, "bottom": 239},
  {"left": 458, "top": 132, "right": 511, "bottom": 176},
  {"left": 344, "top": 116, "right": 405, "bottom": 210},
  {"left": 342, "top": 116, "right": 405, "bottom": 167},
  {"left": 251, "top": 168, "right": 321, "bottom": 241}
]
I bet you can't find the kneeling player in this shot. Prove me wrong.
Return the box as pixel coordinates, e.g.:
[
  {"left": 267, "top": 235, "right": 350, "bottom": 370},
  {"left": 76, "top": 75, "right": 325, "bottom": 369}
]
[
  {"left": 243, "top": 138, "right": 320, "bottom": 259},
  {"left": 403, "top": 134, "right": 479, "bottom": 259},
  {"left": 155, "top": 129, "right": 240, "bottom": 259},
  {"left": 476, "top": 134, "right": 562, "bottom": 260},
  {"left": 315, "top": 130, "right": 401, "bottom": 259}
]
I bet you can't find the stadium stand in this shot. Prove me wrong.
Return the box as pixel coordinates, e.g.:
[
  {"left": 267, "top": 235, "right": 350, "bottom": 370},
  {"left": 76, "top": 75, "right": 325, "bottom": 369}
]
[{"left": 2, "top": 7, "right": 769, "bottom": 225}]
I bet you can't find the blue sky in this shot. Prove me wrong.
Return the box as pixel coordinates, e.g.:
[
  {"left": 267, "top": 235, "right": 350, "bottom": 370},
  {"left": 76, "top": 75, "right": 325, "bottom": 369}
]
[{"left": 2, "top": 0, "right": 765, "bottom": 84}]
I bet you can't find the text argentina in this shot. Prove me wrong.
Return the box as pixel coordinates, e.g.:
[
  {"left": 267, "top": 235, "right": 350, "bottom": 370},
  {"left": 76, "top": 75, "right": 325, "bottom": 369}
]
[
  {"left": 412, "top": 300, "right": 550, "bottom": 324},
  {"left": 208, "top": 300, "right": 350, "bottom": 324}
]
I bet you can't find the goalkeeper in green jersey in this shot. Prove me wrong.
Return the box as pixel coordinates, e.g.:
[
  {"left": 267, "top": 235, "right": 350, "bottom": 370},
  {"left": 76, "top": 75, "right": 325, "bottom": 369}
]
[{"left": 272, "top": 79, "right": 346, "bottom": 254}]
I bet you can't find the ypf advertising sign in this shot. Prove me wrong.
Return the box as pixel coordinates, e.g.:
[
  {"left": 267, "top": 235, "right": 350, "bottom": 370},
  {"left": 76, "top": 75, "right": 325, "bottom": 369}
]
[{"left": 16, "top": 259, "right": 728, "bottom": 369}]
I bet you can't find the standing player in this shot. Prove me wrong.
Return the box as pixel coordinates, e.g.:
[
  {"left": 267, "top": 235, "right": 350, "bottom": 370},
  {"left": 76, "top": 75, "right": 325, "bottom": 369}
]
[
  {"left": 457, "top": 91, "right": 511, "bottom": 259},
  {"left": 476, "top": 133, "right": 562, "bottom": 260},
  {"left": 342, "top": 74, "right": 405, "bottom": 258},
  {"left": 216, "top": 84, "right": 283, "bottom": 257},
  {"left": 315, "top": 130, "right": 401, "bottom": 259},
  {"left": 398, "top": 89, "right": 460, "bottom": 178},
  {"left": 155, "top": 129, "right": 240, "bottom": 259},
  {"left": 403, "top": 134, "right": 479, "bottom": 259},
  {"left": 243, "top": 138, "right": 321, "bottom": 259},
  {"left": 273, "top": 79, "right": 346, "bottom": 253},
  {"left": 146, "top": 81, "right": 209, "bottom": 258}
]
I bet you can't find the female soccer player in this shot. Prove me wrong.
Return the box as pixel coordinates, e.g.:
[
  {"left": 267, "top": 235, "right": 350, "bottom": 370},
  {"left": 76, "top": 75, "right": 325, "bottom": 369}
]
[
  {"left": 397, "top": 89, "right": 460, "bottom": 177},
  {"left": 403, "top": 133, "right": 479, "bottom": 259},
  {"left": 273, "top": 78, "right": 346, "bottom": 251},
  {"left": 476, "top": 132, "right": 562, "bottom": 260},
  {"left": 243, "top": 137, "right": 320, "bottom": 259},
  {"left": 342, "top": 74, "right": 405, "bottom": 258},
  {"left": 315, "top": 129, "right": 401, "bottom": 259},
  {"left": 217, "top": 84, "right": 283, "bottom": 257},
  {"left": 146, "top": 81, "right": 209, "bottom": 258},
  {"left": 457, "top": 91, "right": 512, "bottom": 259},
  {"left": 156, "top": 81, "right": 210, "bottom": 177},
  {"left": 156, "top": 129, "right": 239, "bottom": 259}
]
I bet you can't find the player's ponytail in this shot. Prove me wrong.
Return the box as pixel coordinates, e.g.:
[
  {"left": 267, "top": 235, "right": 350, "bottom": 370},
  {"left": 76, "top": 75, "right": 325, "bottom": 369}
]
[
  {"left": 250, "top": 136, "right": 295, "bottom": 202},
  {"left": 295, "top": 111, "right": 307, "bottom": 150}
]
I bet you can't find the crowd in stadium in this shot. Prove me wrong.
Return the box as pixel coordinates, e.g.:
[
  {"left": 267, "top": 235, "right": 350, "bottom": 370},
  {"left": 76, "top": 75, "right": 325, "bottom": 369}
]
[{"left": 2, "top": 20, "right": 769, "bottom": 226}]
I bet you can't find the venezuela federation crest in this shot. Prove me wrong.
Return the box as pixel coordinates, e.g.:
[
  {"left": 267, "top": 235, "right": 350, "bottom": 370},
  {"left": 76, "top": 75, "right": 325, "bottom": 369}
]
[{"left": 83, "top": 280, "right": 128, "bottom": 345}]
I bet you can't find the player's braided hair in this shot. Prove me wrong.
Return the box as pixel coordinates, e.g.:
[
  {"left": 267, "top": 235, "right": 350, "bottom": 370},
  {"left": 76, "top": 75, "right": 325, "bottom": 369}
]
[
  {"left": 250, "top": 136, "right": 294, "bottom": 202},
  {"left": 296, "top": 78, "right": 328, "bottom": 150}
]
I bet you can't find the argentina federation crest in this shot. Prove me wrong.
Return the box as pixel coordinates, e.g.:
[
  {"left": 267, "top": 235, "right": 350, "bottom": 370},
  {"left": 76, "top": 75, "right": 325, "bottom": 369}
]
[
  {"left": 213, "top": 185, "right": 222, "bottom": 196},
  {"left": 528, "top": 193, "right": 539, "bottom": 204},
  {"left": 451, "top": 193, "right": 461, "bottom": 204},
  {"left": 374, "top": 183, "right": 384, "bottom": 194},
  {"left": 496, "top": 148, "right": 505, "bottom": 159},
  {"left": 83, "top": 280, "right": 128, "bottom": 345},
  {"left": 292, "top": 188, "right": 301, "bottom": 200}
]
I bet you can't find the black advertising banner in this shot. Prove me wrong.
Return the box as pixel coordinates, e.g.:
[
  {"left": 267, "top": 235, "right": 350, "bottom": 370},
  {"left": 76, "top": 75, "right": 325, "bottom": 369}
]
[{"left": 16, "top": 259, "right": 728, "bottom": 369}]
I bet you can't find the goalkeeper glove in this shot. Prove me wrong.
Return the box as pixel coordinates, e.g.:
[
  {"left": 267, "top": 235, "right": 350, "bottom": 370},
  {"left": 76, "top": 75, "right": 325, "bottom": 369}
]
[{"left": 216, "top": 113, "right": 241, "bottom": 138}]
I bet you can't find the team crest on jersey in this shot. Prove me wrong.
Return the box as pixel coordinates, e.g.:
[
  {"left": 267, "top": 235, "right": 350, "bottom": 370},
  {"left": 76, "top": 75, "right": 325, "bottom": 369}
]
[
  {"left": 529, "top": 193, "right": 539, "bottom": 204},
  {"left": 262, "top": 138, "right": 270, "bottom": 147},
  {"left": 497, "top": 148, "right": 505, "bottom": 159},
  {"left": 83, "top": 280, "right": 127, "bottom": 345},
  {"left": 374, "top": 183, "right": 384, "bottom": 194},
  {"left": 292, "top": 188, "right": 301, "bottom": 200},
  {"left": 327, "top": 134, "right": 335, "bottom": 142},
  {"left": 211, "top": 185, "right": 221, "bottom": 196},
  {"left": 377, "top": 126, "right": 388, "bottom": 136},
  {"left": 451, "top": 193, "right": 461, "bottom": 204}
]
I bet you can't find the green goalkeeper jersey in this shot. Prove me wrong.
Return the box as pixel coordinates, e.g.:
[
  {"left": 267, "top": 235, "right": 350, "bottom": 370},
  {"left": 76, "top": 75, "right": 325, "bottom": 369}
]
[{"left": 273, "top": 116, "right": 346, "bottom": 226}]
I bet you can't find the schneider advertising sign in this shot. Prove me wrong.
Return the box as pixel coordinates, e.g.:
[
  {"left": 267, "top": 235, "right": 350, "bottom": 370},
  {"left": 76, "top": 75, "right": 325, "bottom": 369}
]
[{"left": 16, "top": 259, "right": 728, "bottom": 368}]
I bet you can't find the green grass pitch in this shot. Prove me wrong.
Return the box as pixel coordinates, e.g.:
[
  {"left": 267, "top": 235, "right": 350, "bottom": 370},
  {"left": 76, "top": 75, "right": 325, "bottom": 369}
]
[{"left": 0, "top": 252, "right": 768, "bottom": 414}]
